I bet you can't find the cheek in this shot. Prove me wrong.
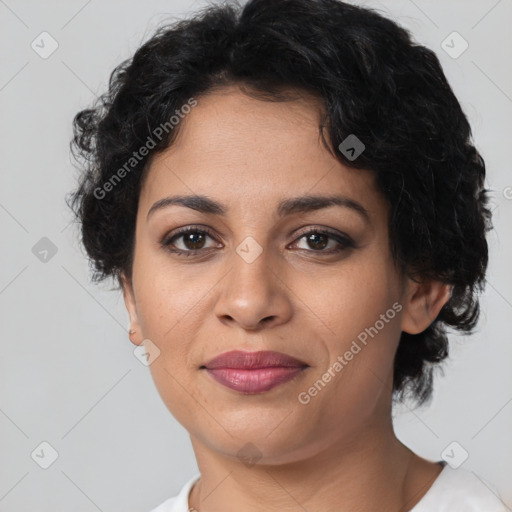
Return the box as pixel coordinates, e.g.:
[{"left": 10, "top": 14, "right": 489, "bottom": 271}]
[
  {"left": 301, "top": 271, "right": 402, "bottom": 433},
  {"left": 306, "top": 247, "right": 404, "bottom": 406},
  {"left": 135, "top": 270, "right": 205, "bottom": 423},
  {"left": 132, "top": 238, "right": 208, "bottom": 339},
  {"left": 305, "top": 250, "right": 401, "bottom": 342}
]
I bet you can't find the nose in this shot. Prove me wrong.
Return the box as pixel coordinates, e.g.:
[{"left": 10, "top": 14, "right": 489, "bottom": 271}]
[{"left": 213, "top": 246, "right": 293, "bottom": 331}]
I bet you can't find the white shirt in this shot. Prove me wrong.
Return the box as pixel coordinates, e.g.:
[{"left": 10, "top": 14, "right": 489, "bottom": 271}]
[{"left": 149, "top": 465, "right": 508, "bottom": 511}]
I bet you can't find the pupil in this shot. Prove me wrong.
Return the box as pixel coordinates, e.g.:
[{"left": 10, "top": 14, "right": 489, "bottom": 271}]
[{"left": 308, "top": 233, "right": 327, "bottom": 250}]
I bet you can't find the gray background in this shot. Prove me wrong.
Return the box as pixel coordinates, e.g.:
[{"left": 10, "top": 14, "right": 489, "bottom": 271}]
[{"left": 0, "top": 0, "right": 511, "bottom": 510}]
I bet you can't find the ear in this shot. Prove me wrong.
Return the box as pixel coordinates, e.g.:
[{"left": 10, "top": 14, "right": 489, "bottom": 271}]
[
  {"left": 400, "top": 278, "right": 452, "bottom": 335},
  {"left": 120, "top": 271, "right": 143, "bottom": 346}
]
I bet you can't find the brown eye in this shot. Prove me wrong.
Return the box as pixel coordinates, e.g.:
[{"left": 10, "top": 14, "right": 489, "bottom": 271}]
[
  {"left": 292, "top": 228, "right": 355, "bottom": 253},
  {"left": 162, "top": 226, "right": 219, "bottom": 255},
  {"left": 181, "top": 231, "right": 207, "bottom": 250},
  {"left": 305, "top": 232, "right": 329, "bottom": 250}
]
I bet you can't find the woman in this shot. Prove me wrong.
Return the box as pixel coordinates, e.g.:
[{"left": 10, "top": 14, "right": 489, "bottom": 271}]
[{"left": 68, "top": 0, "right": 506, "bottom": 510}]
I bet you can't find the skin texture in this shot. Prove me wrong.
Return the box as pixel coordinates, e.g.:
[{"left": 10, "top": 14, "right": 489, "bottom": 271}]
[{"left": 121, "top": 85, "right": 451, "bottom": 511}]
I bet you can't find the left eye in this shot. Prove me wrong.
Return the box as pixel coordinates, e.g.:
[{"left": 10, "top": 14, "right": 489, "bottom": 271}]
[{"left": 291, "top": 230, "right": 354, "bottom": 252}]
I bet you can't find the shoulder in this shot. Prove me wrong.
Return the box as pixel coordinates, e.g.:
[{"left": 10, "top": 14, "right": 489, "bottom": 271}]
[
  {"left": 148, "top": 474, "right": 201, "bottom": 512},
  {"left": 411, "top": 465, "right": 508, "bottom": 511}
]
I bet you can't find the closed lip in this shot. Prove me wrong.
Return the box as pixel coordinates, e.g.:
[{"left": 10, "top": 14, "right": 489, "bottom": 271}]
[{"left": 202, "top": 350, "right": 308, "bottom": 370}]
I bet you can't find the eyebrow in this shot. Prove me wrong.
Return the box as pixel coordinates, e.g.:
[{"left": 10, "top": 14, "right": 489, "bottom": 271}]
[{"left": 146, "top": 194, "right": 370, "bottom": 222}]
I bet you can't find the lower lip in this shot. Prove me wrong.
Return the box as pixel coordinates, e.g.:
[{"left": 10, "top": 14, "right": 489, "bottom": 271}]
[{"left": 204, "top": 366, "right": 307, "bottom": 394}]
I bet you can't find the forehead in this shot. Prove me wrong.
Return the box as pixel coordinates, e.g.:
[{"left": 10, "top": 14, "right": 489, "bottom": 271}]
[{"left": 139, "top": 86, "right": 384, "bottom": 217}]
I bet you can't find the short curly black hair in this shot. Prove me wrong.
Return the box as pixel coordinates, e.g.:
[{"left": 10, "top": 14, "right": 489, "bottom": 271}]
[{"left": 67, "top": 0, "right": 492, "bottom": 406}]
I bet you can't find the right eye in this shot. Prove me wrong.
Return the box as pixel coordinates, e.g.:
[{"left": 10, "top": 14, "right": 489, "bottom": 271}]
[{"left": 161, "top": 226, "right": 221, "bottom": 256}]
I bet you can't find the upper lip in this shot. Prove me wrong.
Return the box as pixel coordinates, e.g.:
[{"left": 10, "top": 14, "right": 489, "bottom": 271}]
[{"left": 202, "top": 350, "right": 309, "bottom": 370}]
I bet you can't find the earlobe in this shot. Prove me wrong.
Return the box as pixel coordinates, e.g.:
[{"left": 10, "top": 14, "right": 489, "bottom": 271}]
[
  {"left": 120, "top": 272, "right": 142, "bottom": 346},
  {"left": 401, "top": 278, "right": 452, "bottom": 335}
]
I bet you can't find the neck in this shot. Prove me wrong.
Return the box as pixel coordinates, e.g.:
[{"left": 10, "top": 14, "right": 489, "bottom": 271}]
[{"left": 187, "top": 418, "right": 442, "bottom": 512}]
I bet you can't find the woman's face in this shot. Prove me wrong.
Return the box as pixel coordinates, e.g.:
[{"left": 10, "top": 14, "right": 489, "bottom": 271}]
[{"left": 122, "top": 86, "right": 424, "bottom": 463}]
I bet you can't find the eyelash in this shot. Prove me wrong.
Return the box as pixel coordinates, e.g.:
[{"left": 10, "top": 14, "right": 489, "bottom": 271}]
[{"left": 161, "top": 225, "right": 355, "bottom": 257}]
